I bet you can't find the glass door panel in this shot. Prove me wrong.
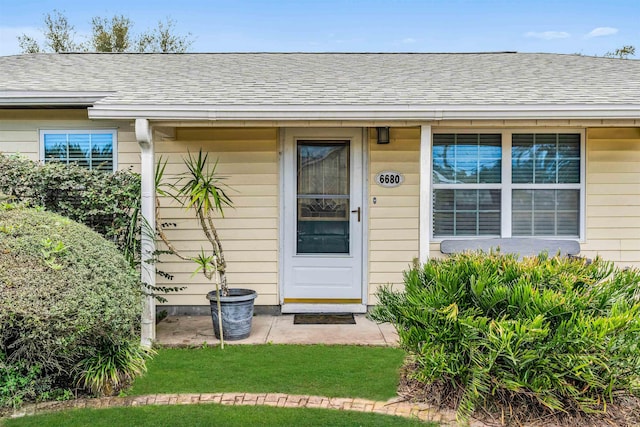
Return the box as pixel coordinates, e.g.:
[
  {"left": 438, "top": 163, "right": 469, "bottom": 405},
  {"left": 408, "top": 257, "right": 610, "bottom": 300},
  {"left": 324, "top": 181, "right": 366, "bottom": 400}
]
[{"left": 296, "top": 141, "right": 350, "bottom": 254}]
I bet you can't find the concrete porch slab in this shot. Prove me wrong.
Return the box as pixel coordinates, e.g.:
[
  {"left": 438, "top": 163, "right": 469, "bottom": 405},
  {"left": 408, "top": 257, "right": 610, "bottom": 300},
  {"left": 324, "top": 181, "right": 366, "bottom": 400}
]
[{"left": 155, "top": 314, "right": 398, "bottom": 347}]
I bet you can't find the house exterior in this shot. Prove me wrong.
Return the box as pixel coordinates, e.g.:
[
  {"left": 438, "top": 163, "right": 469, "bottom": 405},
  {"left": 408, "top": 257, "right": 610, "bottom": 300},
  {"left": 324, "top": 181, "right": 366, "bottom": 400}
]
[{"left": 1, "top": 52, "right": 639, "bottom": 345}]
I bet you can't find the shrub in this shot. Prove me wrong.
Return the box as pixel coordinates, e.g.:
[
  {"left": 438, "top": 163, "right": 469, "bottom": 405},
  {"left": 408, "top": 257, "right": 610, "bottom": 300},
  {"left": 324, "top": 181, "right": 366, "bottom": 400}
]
[
  {"left": 370, "top": 252, "right": 640, "bottom": 422},
  {"left": 0, "top": 154, "right": 181, "bottom": 302},
  {"left": 0, "top": 207, "right": 147, "bottom": 406},
  {"left": 0, "top": 352, "right": 46, "bottom": 409},
  {"left": 0, "top": 154, "right": 140, "bottom": 261}
]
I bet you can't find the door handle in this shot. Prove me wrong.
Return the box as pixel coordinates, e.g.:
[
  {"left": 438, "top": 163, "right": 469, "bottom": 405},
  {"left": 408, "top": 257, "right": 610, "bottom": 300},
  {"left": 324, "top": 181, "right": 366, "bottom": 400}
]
[{"left": 351, "top": 207, "right": 361, "bottom": 222}]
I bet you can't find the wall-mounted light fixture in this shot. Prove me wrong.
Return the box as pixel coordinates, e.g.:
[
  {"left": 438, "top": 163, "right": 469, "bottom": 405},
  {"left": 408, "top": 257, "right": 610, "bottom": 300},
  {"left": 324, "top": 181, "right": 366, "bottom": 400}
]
[{"left": 376, "top": 127, "right": 390, "bottom": 144}]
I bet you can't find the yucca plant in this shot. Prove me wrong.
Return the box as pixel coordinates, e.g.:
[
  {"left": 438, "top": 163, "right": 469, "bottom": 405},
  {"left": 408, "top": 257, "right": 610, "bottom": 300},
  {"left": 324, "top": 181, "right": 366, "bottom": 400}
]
[
  {"left": 155, "top": 150, "right": 233, "bottom": 346},
  {"left": 370, "top": 252, "right": 640, "bottom": 423},
  {"left": 156, "top": 151, "right": 232, "bottom": 291}
]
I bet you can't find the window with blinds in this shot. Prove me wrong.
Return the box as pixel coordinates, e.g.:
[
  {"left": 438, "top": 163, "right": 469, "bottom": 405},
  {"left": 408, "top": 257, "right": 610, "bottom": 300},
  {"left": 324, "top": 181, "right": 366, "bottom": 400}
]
[
  {"left": 432, "top": 132, "right": 582, "bottom": 239},
  {"left": 41, "top": 130, "right": 116, "bottom": 171},
  {"left": 512, "top": 189, "right": 580, "bottom": 236},
  {"left": 511, "top": 133, "right": 581, "bottom": 237},
  {"left": 432, "top": 134, "right": 502, "bottom": 237},
  {"left": 433, "top": 189, "right": 501, "bottom": 236}
]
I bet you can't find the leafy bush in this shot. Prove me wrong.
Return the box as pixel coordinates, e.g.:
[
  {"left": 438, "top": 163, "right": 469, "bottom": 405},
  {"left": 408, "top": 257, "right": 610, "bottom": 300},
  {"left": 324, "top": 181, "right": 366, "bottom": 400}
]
[
  {"left": 370, "top": 252, "right": 640, "bottom": 422},
  {"left": 0, "top": 154, "right": 181, "bottom": 302},
  {"left": 0, "top": 207, "right": 147, "bottom": 406},
  {"left": 0, "top": 154, "right": 140, "bottom": 261},
  {"left": 0, "top": 352, "right": 46, "bottom": 409}
]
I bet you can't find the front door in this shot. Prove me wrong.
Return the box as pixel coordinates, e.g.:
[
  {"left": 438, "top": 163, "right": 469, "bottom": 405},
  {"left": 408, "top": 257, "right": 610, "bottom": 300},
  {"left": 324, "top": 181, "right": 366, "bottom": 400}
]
[{"left": 282, "top": 128, "right": 365, "bottom": 313}]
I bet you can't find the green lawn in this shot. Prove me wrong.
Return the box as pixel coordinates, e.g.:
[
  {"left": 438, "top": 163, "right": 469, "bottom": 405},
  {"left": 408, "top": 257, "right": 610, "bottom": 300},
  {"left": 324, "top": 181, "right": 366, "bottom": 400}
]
[
  {"left": 129, "top": 345, "right": 405, "bottom": 401},
  {"left": 3, "top": 345, "right": 419, "bottom": 426},
  {"left": 2, "top": 405, "right": 431, "bottom": 427}
]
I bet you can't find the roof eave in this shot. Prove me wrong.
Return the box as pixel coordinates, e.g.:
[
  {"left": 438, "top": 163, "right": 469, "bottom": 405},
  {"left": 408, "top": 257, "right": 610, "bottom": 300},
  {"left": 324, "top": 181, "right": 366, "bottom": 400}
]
[
  {"left": 87, "top": 104, "right": 640, "bottom": 121},
  {"left": 0, "top": 91, "right": 113, "bottom": 107}
]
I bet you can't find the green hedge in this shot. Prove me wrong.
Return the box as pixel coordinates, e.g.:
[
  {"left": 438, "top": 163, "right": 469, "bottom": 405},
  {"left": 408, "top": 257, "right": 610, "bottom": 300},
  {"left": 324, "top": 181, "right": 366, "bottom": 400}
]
[
  {"left": 0, "top": 154, "right": 140, "bottom": 258},
  {"left": 0, "top": 207, "right": 145, "bottom": 408},
  {"left": 370, "top": 252, "right": 640, "bottom": 422}
]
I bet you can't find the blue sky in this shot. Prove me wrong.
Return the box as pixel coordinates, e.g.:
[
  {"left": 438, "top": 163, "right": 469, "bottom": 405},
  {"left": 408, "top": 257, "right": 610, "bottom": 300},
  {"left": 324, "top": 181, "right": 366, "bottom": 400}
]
[{"left": 0, "top": 0, "right": 638, "bottom": 56}]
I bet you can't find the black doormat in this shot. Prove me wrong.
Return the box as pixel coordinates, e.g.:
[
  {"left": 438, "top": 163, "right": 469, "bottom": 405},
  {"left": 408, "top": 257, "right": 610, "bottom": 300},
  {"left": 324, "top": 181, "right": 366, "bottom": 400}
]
[{"left": 293, "top": 313, "right": 356, "bottom": 325}]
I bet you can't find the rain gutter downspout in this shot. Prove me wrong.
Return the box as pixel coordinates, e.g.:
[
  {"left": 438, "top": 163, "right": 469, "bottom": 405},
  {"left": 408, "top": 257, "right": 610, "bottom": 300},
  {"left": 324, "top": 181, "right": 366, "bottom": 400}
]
[{"left": 135, "top": 118, "right": 156, "bottom": 348}]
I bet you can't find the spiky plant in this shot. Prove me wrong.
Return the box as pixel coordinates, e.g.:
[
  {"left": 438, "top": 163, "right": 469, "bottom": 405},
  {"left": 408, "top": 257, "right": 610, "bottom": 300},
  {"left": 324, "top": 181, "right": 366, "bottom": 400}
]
[
  {"left": 370, "top": 252, "right": 640, "bottom": 423},
  {"left": 155, "top": 150, "right": 233, "bottom": 346},
  {"left": 76, "top": 340, "right": 155, "bottom": 396}
]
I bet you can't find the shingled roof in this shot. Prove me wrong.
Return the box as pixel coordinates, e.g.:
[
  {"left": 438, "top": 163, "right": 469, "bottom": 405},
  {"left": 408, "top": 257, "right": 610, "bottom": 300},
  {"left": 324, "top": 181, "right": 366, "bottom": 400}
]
[{"left": 1, "top": 52, "right": 639, "bottom": 120}]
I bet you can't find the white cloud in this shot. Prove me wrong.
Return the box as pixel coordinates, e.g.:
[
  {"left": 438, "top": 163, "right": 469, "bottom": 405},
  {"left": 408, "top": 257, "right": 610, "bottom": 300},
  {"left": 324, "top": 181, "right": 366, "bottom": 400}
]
[
  {"left": 525, "top": 31, "right": 570, "bottom": 40},
  {"left": 401, "top": 38, "right": 417, "bottom": 44},
  {"left": 586, "top": 27, "right": 618, "bottom": 38}
]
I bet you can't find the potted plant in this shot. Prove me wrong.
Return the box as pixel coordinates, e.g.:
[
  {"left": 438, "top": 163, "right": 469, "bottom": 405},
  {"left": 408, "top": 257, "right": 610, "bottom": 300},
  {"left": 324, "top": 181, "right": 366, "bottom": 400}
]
[{"left": 155, "top": 150, "right": 257, "bottom": 347}]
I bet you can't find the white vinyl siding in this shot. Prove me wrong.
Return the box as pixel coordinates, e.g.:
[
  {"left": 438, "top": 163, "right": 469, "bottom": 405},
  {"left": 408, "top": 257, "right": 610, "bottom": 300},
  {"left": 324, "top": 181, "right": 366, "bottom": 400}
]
[
  {"left": 368, "top": 127, "right": 420, "bottom": 300},
  {"left": 155, "top": 127, "right": 279, "bottom": 307},
  {"left": 0, "top": 110, "right": 134, "bottom": 167},
  {"left": 582, "top": 127, "right": 640, "bottom": 267}
]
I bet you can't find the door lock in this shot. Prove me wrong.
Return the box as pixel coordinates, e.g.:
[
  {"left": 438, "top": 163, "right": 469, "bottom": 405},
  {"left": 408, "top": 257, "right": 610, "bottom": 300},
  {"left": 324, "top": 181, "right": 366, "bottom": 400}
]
[{"left": 351, "top": 207, "right": 361, "bottom": 222}]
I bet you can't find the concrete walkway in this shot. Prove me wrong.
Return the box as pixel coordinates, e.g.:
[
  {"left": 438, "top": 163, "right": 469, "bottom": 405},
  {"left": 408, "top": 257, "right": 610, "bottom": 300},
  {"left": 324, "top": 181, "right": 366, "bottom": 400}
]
[
  {"left": 8, "top": 392, "right": 479, "bottom": 426},
  {"left": 156, "top": 314, "right": 399, "bottom": 346}
]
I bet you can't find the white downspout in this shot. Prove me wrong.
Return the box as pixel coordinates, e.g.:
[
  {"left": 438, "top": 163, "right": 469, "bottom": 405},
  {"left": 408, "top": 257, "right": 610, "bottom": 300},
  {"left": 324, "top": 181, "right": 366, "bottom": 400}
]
[
  {"left": 136, "top": 118, "right": 156, "bottom": 348},
  {"left": 419, "top": 124, "right": 432, "bottom": 265}
]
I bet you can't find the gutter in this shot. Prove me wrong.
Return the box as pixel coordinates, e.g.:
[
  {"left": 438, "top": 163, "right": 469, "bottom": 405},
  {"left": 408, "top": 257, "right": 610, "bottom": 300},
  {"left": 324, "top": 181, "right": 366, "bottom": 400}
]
[
  {"left": 0, "top": 91, "right": 113, "bottom": 107},
  {"left": 1, "top": 92, "right": 638, "bottom": 121},
  {"left": 87, "top": 103, "right": 640, "bottom": 121}
]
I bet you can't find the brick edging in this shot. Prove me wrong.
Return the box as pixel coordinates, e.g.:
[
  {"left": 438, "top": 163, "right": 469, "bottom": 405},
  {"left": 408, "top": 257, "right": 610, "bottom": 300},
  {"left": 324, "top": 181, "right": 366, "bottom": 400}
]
[{"left": 6, "top": 392, "right": 470, "bottom": 425}]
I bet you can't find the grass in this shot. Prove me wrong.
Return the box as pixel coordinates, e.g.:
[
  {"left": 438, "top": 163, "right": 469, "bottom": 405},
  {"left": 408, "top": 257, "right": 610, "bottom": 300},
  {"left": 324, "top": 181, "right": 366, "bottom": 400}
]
[
  {"left": 128, "top": 345, "right": 405, "bottom": 401},
  {"left": 2, "top": 404, "right": 431, "bottom": 427},
  {"left": 3, "top": 345, "right": 419, "bottom": 426}
]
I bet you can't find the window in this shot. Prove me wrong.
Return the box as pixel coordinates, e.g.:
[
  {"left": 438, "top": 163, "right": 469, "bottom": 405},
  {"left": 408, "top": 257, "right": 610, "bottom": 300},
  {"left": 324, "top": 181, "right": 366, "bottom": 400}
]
[
  {"left": 40, "top": 130, "right": 117, "bottom": 171},
  {"left": 432, "top": 134, "right": 502, "bottom": 237},
  {"left": 511, "top": 134, "right": 581, "bottom": 237},
  {"left": 432, "top": 132, "right": 583, "bottom": 239}
]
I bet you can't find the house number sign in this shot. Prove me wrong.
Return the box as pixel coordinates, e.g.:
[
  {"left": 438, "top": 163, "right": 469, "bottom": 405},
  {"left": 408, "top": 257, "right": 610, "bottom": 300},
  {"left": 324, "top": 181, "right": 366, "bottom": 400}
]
[{"left": 375, "top": 171, "right": 404, "bottom": 188}]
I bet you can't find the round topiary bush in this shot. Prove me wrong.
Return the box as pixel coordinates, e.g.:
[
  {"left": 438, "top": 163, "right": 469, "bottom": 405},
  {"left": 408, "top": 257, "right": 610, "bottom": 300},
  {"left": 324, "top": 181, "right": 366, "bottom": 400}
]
[{"left": 0, "top": 206, "right": 145, "bottom": 406}]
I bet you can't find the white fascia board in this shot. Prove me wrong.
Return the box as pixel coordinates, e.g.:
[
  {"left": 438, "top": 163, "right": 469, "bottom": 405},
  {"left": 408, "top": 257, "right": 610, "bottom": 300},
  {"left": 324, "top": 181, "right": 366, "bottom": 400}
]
[
  {"left": 0, "top": 91, "right": 112, "bottom": 107},
  {"left": 440, "top": 105, "right": 640, "bottom": 119},
  {"left": 87, "top": 103, "right": 640, "bottom": 121},
  {"left": 88, "top": 104, "right": 439, "bottom": 120}
]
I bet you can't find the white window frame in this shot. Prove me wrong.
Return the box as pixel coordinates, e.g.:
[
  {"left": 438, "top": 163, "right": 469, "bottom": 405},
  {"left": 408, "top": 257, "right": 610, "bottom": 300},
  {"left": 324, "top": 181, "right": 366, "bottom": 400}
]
[
  {"left": 39, "top": 129, "right": 118, "bottom": 172},
  {"left": 430, "top": 128, "right": 586, "bottom": 242}
]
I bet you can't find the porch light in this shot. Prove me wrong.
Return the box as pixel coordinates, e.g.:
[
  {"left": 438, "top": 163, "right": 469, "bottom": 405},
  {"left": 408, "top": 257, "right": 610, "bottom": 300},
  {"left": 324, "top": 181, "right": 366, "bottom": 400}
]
[{"left": 376, "top": 127, "right": 390, "bottom": 144}]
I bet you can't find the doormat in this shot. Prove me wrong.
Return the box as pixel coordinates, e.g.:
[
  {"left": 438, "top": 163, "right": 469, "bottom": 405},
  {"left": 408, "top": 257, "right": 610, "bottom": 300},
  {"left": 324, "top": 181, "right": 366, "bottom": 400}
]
[{"left": 293, "top": 313, "right": 356, "bottom": 325}]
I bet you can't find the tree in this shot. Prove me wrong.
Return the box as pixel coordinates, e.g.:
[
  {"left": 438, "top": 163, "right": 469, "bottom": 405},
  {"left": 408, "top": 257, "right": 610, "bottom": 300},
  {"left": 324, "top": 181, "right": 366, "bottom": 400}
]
[
  {"left": 604, "top": 45, "right": 636, "bottom": 59},
  {"left": 18, "top": 11, "right": 193, "bottom": 53},
  {"left": 90, "top": 15, "right": 133, "bottom": 52},
  {"left": 18, "top": 10, "right": 82, "bottom": 53},
  {"left": 137, "top": 19, "right": 193, "bottom": 53}
]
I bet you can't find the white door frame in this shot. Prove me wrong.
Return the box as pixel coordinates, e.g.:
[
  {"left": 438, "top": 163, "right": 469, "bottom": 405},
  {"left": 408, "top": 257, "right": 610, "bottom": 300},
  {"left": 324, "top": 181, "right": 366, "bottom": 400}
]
[{"left": 279, "top": 128, "right": 368, "bottom": 313}]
